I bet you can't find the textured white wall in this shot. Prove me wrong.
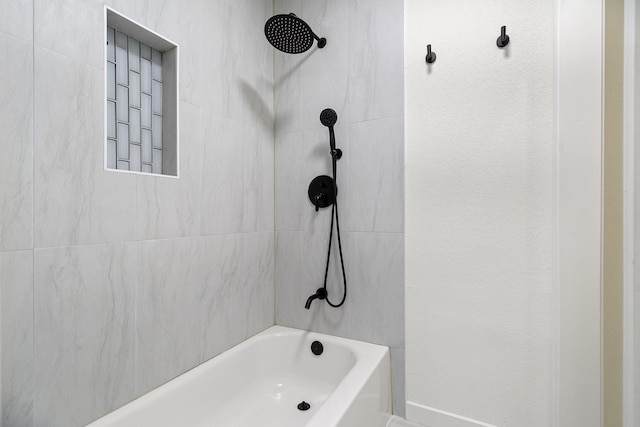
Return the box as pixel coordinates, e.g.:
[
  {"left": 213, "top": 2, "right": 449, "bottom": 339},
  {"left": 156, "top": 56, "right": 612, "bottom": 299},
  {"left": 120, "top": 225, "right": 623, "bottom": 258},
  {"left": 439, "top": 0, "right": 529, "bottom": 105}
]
[{"left": 405, "top": 1, "right": 555, "bottom": 426}]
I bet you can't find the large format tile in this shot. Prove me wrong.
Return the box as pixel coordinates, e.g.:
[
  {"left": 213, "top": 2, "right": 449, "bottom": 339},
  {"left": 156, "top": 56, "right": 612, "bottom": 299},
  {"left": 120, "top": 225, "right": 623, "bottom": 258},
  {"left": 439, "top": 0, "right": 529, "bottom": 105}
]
[
  {"left": 349, "top": 117, "right": 404, "bottom": 232},
  {"left": 34, "top": 243, "right": 136, "bottom": 427},
  {"left": 34, "top": 47, "right": 137, "bottom": 248},
  {"left": 200, "top": 113, "right": 246, "bottom": 235},
  {"left": 0, "top": 0, "right": 33, "bottom": 43},
  {"left": 201, "top": 113, "right": 274, "bottom": 235},
  {"left": 136, "top": 102, "right": 203, "bottom": 240},
  {"left": 0, "top": 35, "right": 33, "bottom": 251},
  {"left": 345, "top": 232, "right": 404, "bottom": 347},
  {"left": 348, "top": 0, "right": 403, "bottom": 122},
  {"left": 274, "top": 231, "right": 303, "bottom": 325},
  {"left": 135, "top": 237, "right": 204, "bottom": 393},
  {"left": 240, "top": 0, "right": 274, "bottom": 134},
  {"left": 199, "top": 0, "right": 244, "bottom": 122},
  {"left": 242, "top": 125, "right": 275, "bottom": 233},
  {"left": 201, "top": 232, "right": 274, "bottom": 360},
  {"left": 177, "top": 0, "right": 203, "bottom": 106},
  {"left": 299, "top": 0, "right": 349, "bottom": 131},
  {"left": 34, "top": 0, "right": 104, "bottom": 69},
  {"left": 348, "top": 0, "right": 402, "bottom": 16},
  {"left": 275, "top": 132, "right": 305, "bottom": 231},
  {"left": 1, "top": 250, "right": 34, "bottom": 427}
]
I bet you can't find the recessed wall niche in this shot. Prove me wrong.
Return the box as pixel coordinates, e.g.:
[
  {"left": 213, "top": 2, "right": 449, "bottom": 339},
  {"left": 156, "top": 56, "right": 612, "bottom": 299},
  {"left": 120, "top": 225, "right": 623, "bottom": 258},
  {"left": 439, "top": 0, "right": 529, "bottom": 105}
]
[{"left": 105, "top": 7, "right": 179, "bottom": 177}]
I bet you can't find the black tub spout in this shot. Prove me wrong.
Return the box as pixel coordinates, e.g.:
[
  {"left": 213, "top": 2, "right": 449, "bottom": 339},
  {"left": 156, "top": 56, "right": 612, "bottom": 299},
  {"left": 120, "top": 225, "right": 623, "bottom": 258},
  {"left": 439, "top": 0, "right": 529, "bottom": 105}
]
[{"left": 305, "top": 288, "right": 327, "bottom": 309}]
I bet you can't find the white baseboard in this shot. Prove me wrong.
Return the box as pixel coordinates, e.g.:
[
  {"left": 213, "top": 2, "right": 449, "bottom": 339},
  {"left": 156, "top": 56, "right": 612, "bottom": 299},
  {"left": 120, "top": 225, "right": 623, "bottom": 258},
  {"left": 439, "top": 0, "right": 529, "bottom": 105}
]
[{"left": 405, "top": 402, "right": 497, "bottom": 427}]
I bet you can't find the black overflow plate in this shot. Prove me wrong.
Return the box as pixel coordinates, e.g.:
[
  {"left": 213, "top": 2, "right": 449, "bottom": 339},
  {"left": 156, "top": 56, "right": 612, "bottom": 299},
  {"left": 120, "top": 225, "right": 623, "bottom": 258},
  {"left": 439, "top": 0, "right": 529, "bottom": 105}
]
[{"left": 311, "top": 340, "right": 324, "bottom": 356}]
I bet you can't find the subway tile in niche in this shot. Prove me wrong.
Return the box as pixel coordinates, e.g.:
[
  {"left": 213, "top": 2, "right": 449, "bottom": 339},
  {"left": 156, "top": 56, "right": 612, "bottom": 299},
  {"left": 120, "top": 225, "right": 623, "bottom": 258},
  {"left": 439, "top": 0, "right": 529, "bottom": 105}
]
[{"left": 107, "top": 26, "right": 164, "bottom": 174}]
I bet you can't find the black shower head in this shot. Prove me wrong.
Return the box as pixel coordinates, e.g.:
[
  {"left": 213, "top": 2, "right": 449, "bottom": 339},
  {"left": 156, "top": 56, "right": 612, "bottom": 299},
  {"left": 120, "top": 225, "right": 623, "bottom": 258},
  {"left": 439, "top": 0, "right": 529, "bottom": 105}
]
[
  {"left": 320, "top": 108, "right": 338, "bottom": 155},
  {"left": 264, "top": 13, "right": 326, "bottom": 54},
  {"left": 320, "top": 108, "right": 337, "bottom": 127}
]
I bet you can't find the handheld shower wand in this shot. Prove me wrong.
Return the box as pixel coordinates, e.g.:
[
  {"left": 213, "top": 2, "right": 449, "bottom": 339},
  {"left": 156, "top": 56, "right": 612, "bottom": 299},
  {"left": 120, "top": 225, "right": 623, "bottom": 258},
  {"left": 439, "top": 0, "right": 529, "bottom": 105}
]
[
  {"left": 320, "top": 109, "right": 341, "bottom": 159},
  {"left": 305, "top": 108, "right": 347, "bottom": 309}
]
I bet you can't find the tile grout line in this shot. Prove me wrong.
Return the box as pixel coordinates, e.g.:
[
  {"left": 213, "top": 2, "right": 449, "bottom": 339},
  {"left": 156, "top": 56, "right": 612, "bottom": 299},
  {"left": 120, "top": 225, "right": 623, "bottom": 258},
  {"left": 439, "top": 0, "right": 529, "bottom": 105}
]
[{"left": 31, "top": 0, "right": 36, "bottom": 423}]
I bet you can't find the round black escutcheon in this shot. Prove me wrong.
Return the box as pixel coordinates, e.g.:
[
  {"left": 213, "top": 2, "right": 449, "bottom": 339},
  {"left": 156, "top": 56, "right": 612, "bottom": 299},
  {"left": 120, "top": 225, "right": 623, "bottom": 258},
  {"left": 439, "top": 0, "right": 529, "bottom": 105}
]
[{"left": 311, "top": 340, "right": 323, "bottom": 356}]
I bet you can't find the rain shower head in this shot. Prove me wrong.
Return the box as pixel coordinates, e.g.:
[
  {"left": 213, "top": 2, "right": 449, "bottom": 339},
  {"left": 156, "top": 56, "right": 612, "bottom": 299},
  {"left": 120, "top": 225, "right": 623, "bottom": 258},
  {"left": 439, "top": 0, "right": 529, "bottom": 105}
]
[{"left": 264, "top": 13, "right": 326, "bottom": 54}]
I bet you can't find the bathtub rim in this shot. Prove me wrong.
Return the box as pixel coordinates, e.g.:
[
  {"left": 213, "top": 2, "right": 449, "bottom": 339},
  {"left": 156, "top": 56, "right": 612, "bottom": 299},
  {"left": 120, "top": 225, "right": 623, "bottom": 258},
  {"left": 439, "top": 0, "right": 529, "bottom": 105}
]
[{"left": 87, "top": 325, "right": 391, "bottom": 427}]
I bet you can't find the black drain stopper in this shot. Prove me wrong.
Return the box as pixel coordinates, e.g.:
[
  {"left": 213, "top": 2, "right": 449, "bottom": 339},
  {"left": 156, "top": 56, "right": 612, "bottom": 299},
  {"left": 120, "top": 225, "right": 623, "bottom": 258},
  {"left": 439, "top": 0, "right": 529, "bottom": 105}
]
[{"left": 297, "top": 401, "right": 311, "bottom": 411}]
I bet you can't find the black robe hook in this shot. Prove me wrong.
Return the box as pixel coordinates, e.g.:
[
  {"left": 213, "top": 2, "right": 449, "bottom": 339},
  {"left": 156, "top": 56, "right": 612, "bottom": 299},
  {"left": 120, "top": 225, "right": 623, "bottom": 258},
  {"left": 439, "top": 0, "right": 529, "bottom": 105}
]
[
  {"left": 425, "top": 44, "right": 436, "bottom": 64},
  {"left": 496, "top": 25, "right": 510, "bottom": 48}
]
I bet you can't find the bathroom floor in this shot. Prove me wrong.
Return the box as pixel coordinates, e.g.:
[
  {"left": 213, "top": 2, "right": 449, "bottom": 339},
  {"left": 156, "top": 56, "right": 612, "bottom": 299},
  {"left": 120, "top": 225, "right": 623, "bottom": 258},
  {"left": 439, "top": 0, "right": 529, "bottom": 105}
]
[{"left": 386, "top": 416, "right": 429, "bottom": 427}]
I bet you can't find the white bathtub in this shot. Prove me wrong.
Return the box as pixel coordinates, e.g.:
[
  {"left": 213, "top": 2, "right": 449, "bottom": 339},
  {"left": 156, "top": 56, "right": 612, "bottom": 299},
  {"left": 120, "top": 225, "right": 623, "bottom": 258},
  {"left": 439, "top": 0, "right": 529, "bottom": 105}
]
[{"left": 88, "top": 326, "right": 392, "bottom": 427}]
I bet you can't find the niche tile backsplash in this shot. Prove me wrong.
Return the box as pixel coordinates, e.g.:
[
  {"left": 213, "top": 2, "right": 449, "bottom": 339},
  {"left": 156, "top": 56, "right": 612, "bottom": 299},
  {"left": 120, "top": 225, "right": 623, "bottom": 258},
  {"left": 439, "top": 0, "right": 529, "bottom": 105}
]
[
  {"left": 105, "top": 8, "right": 178, "bottom": 176},
  {"left": 107, "top": 27, "right": 163, "bottom": 174}
]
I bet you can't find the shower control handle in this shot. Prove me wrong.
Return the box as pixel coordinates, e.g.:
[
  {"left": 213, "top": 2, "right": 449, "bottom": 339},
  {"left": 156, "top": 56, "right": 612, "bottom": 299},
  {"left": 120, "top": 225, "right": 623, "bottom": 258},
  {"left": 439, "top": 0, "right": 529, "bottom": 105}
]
[{"left": 308, "top": 175, "right": 336, "bottom": 211}]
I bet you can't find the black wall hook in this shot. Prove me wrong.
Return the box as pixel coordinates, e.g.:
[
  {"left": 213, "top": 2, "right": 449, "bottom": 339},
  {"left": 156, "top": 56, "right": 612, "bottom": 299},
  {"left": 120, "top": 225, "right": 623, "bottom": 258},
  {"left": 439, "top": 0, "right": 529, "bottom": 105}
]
[
  {"left": 496, "top": 25, "right": 510, "bottom": 48},
  {"left": 425, "top": 44, "right": 436, "bottom": 64}
]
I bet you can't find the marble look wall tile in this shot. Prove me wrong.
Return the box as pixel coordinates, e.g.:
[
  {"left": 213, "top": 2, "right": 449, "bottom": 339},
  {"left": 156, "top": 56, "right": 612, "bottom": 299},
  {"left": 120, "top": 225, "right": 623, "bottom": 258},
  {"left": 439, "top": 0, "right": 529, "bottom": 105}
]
[
  {"left": 177, "top": 0, "right": 202, "bottom": 107},
  {"left": 275, "top": 132, "right": 304, "bottom": 231},
  {"left": 34, "top": 243, "right": 136, "bottom": 427},
  {"left": 349, "top": 117, "right": 403, "bottom": 232},
  {"left": 345, "top": 232, "right": 404, "bottom": 347},
  {"left": 348, "top": 0, "right": 402, "bottom": 16},
  {"left": 242, "top": 127, "right": 275, "bottom": 233},
  {"left": 0, "top": 0, "right": 33, "bottom": 42},
  {"left": 135, "top": 237, "right": 204, "bottom": 393},
  {"left": 299, "top": 0, "right": 349, "bottom": 131},
  {"left": 200, "top": 113, "right": 246, "bottom": 235},
  {"left": 390, "top": 347, "right": 405, "bottom": 418},
  {"left": 34, "top": 47, "right": 137, "bottom": 248},
  {"left": 274, "top": 47, "right": 302, "bottom": 135},
  {"left": 133, "top": 0, "right": 182, "bottom": 43},
  {"left": 199, "top": 0, "right": 273, "bottom": 130},
  {"left": 348, "top": 0, "right": 403, "bottom": 122},
  {"left": 0, "top": 35, "right": 33, "bottom": 251},
  {"left": 0, "top": 250, "right": 34, "bottom": 427},
  {"left": 201, "top": 113, "right": 274, "bottom": 235},
  {"left": 136, "top": 102, "right": 203, "bottom": 240},
  {"left": 274, "top": 231, "right": 303, "bottom": 326},
  {"left": 274, "top": 0, "right": 301, "bottom": 15},
  {"left": 201, "top": 232, "right": 274, "bottom": 360},
  {"left": 240, "top": 0, "right": 274, "bottom": 134},
  {"left": 34, "top": 0, "right": 104, "bottom": 69},
  {"left": 273, "top": 0, "right": 302, "bottom": 134},
  {"left": 199, "top": 1, "right": 244, "bottom": 122}
]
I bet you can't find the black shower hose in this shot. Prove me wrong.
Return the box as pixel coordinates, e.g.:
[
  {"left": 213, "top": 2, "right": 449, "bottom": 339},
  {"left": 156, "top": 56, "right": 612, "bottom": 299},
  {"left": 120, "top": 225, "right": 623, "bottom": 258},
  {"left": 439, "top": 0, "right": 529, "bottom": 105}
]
[{"left": 322, "top": 153, "right": 347, "bottom": 307}]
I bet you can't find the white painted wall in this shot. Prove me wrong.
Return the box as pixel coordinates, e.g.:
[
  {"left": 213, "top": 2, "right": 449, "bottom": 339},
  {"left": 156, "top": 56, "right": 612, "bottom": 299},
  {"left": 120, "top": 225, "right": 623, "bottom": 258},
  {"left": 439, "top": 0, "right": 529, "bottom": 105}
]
[
  {"left": 406, "top": 0, "right": 604, "bottom": 426},
  {"left": 556, "top": 0, "right": 604, "bottom": 425}
]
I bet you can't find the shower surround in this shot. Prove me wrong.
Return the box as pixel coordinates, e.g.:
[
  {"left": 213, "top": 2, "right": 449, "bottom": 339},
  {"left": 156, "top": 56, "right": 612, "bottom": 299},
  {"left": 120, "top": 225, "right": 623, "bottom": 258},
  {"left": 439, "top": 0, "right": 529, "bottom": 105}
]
[
  {"left": 272, "top": 0, "right": 405, "bottom": 416},
  {"left": 0, "top": 0, "right": 274, "bottom": 426},
  {"left": 0, "top": 0, "right": 404, "bottom": 425}
]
